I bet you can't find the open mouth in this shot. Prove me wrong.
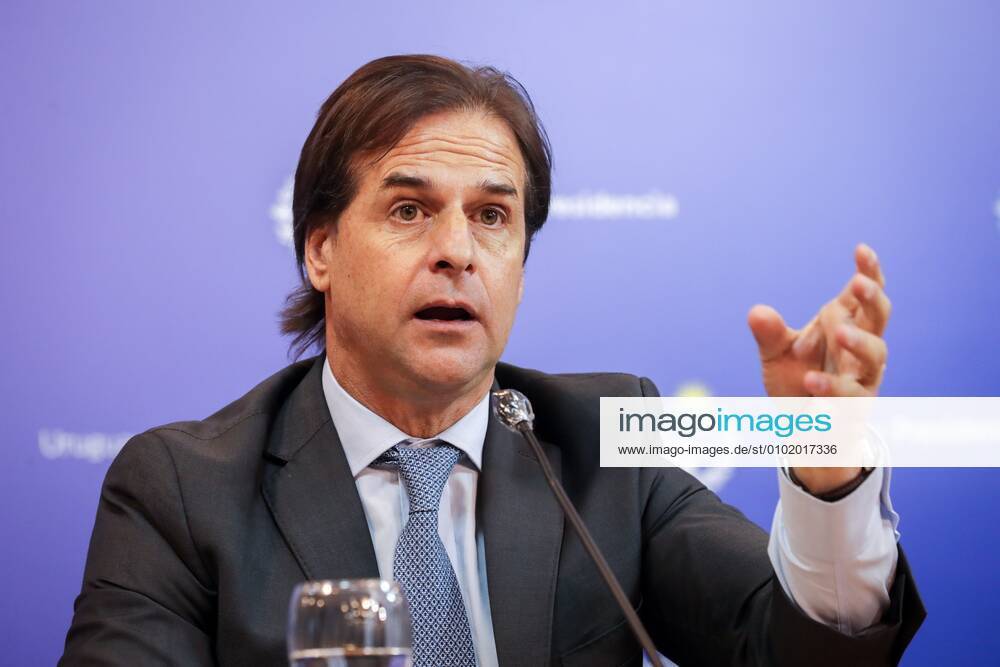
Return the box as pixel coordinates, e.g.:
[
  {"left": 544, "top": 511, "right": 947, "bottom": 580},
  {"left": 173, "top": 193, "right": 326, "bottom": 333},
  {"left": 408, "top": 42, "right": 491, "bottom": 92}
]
[{"left": 414, "top": 306, "right": 475, "bottom": 321}]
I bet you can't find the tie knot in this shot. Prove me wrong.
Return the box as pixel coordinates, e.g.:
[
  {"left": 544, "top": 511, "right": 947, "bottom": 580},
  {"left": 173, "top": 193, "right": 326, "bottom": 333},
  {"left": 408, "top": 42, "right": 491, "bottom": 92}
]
[{"left": 376, "top": 440, "right": 462, "bottom": 512}]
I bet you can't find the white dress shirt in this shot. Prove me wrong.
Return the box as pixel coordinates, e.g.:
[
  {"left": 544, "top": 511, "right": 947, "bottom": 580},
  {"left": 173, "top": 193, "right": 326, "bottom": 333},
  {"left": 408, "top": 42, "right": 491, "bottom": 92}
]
[
  {"left": 321, "top": 358, "right": 899, "bottom": 665},
  {"left": 322, "top": 359, "right": 500, "bottom": 666}
]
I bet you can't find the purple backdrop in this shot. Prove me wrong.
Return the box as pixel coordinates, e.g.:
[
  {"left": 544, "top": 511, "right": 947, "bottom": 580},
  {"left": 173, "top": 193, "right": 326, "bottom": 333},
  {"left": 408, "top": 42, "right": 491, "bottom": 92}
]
[{"left": 2, "top": 2, "right": 998, "bottom": 664}]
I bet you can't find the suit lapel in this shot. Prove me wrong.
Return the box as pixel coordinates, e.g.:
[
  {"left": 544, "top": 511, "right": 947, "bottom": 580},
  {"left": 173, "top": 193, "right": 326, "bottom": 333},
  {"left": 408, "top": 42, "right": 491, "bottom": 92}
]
[
  {"left": 479, "top": 404, "right": 565, "bottom": 667},
  {"left": 261, "top": 358, "right": 379, "bottom": 581}
]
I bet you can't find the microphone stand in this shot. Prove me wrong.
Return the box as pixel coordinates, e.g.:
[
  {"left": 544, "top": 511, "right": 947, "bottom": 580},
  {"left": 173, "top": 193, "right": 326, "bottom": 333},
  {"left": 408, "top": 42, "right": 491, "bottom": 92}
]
[{"left": 492, "top": 389, "right": 664, "bottom": 667}]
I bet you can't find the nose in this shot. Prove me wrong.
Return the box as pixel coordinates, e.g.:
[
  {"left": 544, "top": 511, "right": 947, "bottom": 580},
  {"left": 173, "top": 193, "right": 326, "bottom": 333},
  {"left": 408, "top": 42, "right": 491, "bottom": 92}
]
[{"left": 428, "top": 207, "right": 475, "bottom": 276}]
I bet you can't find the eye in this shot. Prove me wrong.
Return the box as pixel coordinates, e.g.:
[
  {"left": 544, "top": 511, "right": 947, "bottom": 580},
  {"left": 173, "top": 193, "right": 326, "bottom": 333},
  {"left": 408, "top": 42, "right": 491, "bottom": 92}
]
[
  {"left": 391, "top": 203, "right": 423, "bottom": 223},
  {"left": 478, "top": 207, "right": 506, "bottom": 227}
]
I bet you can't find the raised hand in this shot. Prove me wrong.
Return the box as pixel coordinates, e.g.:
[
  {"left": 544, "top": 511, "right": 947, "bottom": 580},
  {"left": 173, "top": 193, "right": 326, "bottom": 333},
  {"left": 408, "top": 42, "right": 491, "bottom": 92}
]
[{"left": 747, "top": 243, "right": 890, "bottom": 493}]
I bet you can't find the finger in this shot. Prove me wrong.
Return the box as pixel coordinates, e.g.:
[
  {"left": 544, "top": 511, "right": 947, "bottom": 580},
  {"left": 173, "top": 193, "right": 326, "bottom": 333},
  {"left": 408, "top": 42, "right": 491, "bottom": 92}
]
[
  {"left": 849, "top": 274, "right": 891, "bottom": 335},
  {"left": 835, "top": 324, "right": 887, "bottom": 385},
  {"left": 818, "top": 299, "right": 854, "bottom": 370},
  {"left": 855, "top": 243, "right": 885, "bottom": 288},
  {"left": 835, "top": 275, "right": 862, "bottom": 313},
  {"left": 747, "top": 304, "right": 795, "bottom": 361},
  {"left": 791, "top": 316, "right": 823, "bottom": 360},
  {"left": 804, "top": 370, "right": 869, "bottom": 397}
]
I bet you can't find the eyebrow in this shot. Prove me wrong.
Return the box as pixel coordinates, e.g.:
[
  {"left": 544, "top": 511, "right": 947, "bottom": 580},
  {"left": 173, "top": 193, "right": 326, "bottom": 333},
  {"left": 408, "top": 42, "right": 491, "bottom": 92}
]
[
  {"left": 380, "top": 172, "right": 519, "bottom": 199},
  {"left": 478, "top": 178, "right": 519, "bottom": 199},
  {"left": 380, "top": 173, "right": 430, "bottom": 190}
]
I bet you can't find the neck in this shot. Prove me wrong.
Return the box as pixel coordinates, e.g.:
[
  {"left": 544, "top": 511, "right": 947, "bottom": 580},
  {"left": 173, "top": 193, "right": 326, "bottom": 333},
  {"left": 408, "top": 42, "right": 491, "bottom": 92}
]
[{"left": 326, "top": 354, "right": 493, "bottom": 438}]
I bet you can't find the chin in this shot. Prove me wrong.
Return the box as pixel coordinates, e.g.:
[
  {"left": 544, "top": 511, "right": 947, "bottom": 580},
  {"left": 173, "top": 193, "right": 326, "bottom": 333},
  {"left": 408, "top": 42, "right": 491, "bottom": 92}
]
[{"left": 404, "top": 350, "right": 493, "bottom": 392}]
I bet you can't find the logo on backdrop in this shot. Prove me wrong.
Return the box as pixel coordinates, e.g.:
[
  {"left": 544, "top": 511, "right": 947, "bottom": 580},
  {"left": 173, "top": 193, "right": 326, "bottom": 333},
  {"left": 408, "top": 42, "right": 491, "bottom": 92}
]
[
  {"left": 673, "top": 381, "right": 734, "bottom": 492},
  {"left": 994, "top": 193, "right": 1000, "bottom": 235},
  {"left": 271, "top": 177, "right": 295, "bottom": 248},
  {"left": 269, "top": 178, "right": 680, "bottom": 248}
]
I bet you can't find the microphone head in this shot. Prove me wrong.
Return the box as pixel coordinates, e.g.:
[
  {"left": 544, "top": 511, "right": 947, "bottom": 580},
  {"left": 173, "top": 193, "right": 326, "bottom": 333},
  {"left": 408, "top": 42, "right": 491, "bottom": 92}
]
[{"left": 491, "top": 388, "right": 535, "bottom": 431}]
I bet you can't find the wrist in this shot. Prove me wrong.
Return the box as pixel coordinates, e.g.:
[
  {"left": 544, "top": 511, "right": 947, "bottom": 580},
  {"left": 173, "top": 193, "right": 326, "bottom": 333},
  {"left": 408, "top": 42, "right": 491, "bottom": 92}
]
[{"left": 789, "top": 467, "right": 873, "bottom": 501}]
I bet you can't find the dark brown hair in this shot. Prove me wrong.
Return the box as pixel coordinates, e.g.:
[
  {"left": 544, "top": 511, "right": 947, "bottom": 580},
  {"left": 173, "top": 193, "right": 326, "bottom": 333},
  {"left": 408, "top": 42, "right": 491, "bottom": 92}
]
[{"left": 281, "top": 54, "right": 553, "bottom": 357}]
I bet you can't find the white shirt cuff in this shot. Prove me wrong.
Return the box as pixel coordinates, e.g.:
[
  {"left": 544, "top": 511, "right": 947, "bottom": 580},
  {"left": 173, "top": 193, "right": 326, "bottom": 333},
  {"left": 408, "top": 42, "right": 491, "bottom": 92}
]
[{"left": 767, "top": 466, "right": 899, "bottom": 634}]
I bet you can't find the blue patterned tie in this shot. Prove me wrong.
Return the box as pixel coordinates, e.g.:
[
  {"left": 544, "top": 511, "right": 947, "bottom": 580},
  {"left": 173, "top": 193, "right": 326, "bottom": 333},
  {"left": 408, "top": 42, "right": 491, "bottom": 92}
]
[{"left": 376, "top": 440, "right": 477, "bottom": 667}]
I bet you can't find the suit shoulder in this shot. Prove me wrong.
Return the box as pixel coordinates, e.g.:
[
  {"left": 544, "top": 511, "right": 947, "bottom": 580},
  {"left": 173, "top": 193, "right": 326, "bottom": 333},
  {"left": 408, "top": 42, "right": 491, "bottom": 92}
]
[{"left": 131, "top": 357, "right": 319, "bottom": 461}]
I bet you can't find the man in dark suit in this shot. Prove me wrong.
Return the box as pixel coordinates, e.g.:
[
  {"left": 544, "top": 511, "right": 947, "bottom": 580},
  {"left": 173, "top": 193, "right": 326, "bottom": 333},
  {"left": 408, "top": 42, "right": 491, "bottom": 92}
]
[{"left": 62, "top": 55, "right": 924, "bottom": 665}]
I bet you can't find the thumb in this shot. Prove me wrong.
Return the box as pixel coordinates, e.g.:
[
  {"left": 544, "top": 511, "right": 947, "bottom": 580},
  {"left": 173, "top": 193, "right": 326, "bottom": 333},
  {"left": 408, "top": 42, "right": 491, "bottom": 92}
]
[{"left": 747, "top": 304, "right": 795, "bottom": 361}]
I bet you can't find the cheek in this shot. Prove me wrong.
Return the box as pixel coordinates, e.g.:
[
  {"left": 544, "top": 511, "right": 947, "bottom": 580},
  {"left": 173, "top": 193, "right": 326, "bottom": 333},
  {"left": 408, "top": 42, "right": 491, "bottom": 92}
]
[
  {"left": 328, "top": 234, "right": 399, "bottom": 312},
  {"left": 488, "top": 263, "right": 525, "bottom": 326},
  {"left": 327, "top": 199, "right": 437, "bottom": 336}
]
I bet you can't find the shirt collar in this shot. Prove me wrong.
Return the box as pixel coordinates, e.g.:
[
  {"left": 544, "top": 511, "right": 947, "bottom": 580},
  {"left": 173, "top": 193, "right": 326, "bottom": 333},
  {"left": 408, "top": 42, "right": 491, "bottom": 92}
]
[{"left": 321, "top": 356, "right": 489, "bottom": 477}]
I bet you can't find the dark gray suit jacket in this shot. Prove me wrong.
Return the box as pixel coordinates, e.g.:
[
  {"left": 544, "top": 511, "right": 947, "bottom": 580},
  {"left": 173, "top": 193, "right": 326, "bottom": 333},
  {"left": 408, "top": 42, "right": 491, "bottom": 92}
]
[{"left": 61, "top": 356, "right": 925, "bottom": 665}]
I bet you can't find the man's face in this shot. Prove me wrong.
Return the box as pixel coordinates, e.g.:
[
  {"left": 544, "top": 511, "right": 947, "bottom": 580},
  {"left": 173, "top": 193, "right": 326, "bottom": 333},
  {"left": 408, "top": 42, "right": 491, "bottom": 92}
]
[{"left": 306, "top": 110, "right": 527, "bottom": 398}]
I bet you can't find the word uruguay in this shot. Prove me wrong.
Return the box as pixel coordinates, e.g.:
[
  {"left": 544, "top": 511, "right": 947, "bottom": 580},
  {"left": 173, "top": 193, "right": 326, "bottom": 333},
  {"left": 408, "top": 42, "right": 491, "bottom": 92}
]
[{"left": 38, "top": 429, "right": 131, "bottom": 463}]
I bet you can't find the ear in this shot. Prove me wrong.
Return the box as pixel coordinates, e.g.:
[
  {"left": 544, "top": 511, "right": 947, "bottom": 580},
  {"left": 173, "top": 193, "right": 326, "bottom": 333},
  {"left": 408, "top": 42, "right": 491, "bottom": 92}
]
[
  {"left": 517, "top": 268, "right": 525, "bottom": 304},
  {"left": 304, "top": 223, "right": 334, "bottom": 293}
]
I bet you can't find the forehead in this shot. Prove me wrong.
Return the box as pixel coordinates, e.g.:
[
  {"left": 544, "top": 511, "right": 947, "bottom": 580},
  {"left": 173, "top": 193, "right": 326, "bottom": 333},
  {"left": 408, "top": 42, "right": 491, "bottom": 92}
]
[{"left": 365, "top": 110, "right": 527, "bottom": 191}]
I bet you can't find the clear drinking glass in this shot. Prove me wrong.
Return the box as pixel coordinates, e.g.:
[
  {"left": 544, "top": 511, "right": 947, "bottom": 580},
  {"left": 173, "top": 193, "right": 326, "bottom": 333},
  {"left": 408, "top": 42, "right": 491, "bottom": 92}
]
[{"left": 287, "top": 579, "right": 413, "bottom": 667}]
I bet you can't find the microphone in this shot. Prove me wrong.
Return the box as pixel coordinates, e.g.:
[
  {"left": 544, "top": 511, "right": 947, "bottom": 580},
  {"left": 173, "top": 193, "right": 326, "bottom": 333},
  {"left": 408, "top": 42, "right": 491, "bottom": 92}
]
[{"left": 492, "top": 388, "right": 664, "bottom": 667}]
